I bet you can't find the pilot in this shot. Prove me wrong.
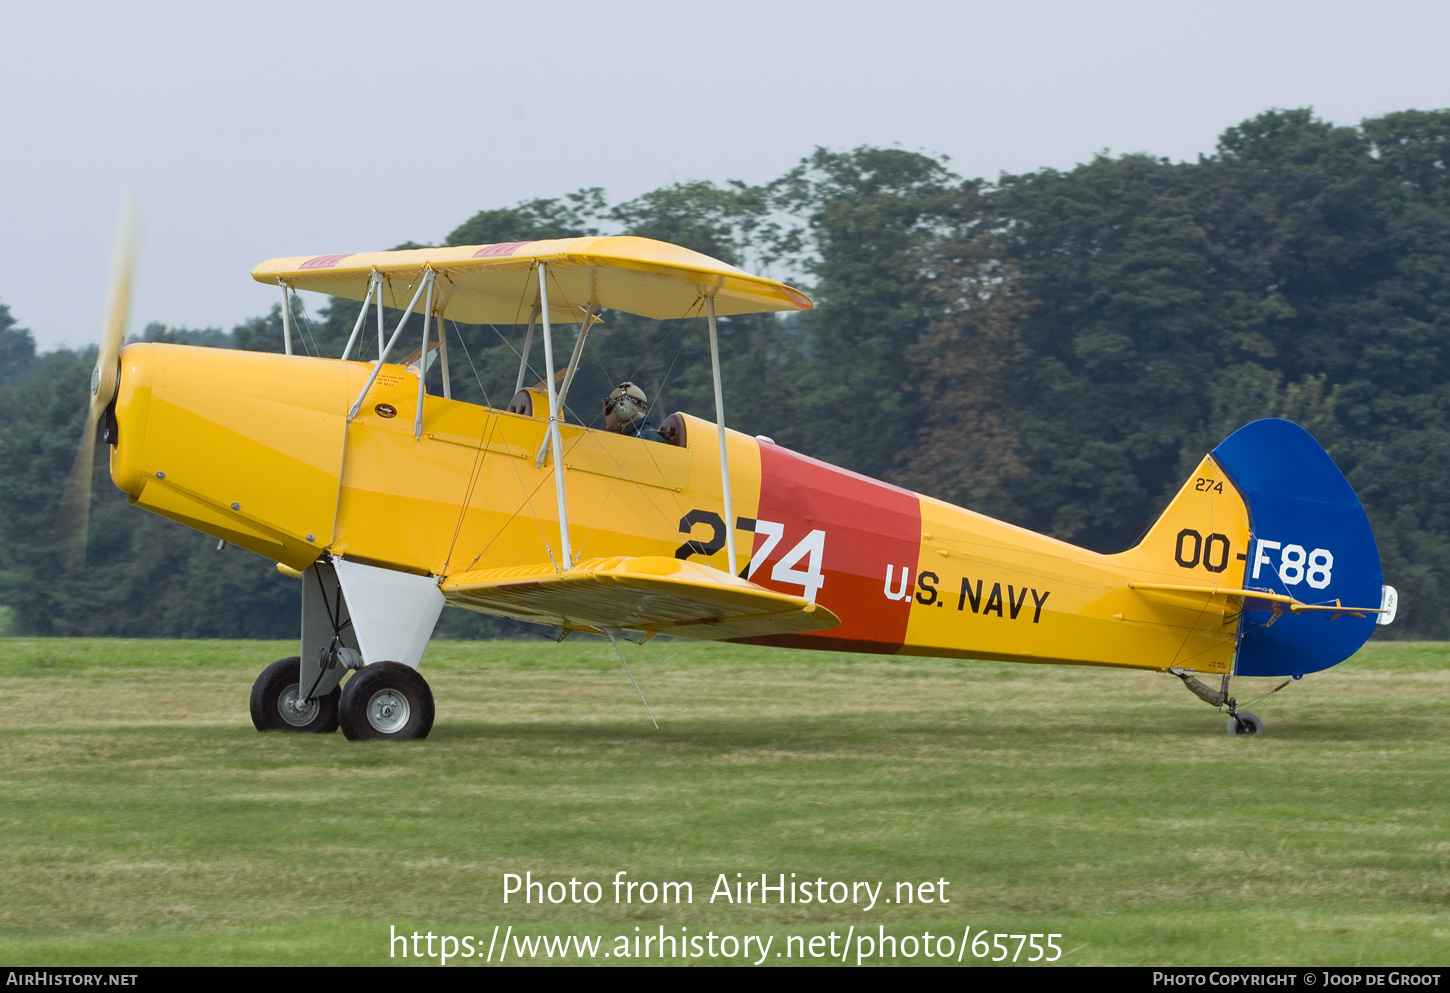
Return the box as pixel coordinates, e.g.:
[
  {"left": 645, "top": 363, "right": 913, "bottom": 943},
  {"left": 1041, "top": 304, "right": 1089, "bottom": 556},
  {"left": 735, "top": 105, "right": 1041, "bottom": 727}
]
[{"left": 603, "top": 381, "right": 664, "bottom": 443}]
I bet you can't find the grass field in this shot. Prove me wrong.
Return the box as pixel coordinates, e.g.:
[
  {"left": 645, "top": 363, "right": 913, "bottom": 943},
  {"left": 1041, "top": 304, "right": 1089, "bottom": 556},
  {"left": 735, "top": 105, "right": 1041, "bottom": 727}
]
[{"left": 0, "top": 637, "right": 1446, "bottom": 966}]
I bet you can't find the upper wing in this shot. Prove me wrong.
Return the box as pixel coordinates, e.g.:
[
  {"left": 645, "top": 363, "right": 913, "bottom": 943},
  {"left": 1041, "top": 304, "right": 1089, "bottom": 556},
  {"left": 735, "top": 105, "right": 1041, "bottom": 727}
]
[{"left": 252, "top": 236, "right": 812, "bottom": 324}]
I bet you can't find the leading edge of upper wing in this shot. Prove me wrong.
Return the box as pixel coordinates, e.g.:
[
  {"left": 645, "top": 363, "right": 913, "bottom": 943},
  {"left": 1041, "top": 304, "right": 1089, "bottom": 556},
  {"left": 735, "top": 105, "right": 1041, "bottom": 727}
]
[{"left": 251, "top": 236, "right": 812, "bottom": 323}]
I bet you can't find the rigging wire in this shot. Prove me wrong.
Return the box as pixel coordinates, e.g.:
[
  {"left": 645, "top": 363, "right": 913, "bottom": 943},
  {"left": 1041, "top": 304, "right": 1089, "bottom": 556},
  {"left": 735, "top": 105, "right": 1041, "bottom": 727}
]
[
  {"left": 440, "top": 314, "right": 495, "bottom": 574},
  {"left": 1236, "top": 678, "right": 1293, "bottom": 711},
  {"left": 527, "top": 275, "right": 700, "bottom": 559},
  {"left": 606, "top": 629, "right": 659, "bottom": 730},
  {"left": 549, "top": 296, "right": 729, "bottom": 562},
  {"left": 440, "top": 304, "right": 559, "bottom": 573},
  {"left": 430, "top": 275, "right": 734, "bottom": 578},
  {"left": 286, "top": 290, "right": 322, "bottom": 358}
]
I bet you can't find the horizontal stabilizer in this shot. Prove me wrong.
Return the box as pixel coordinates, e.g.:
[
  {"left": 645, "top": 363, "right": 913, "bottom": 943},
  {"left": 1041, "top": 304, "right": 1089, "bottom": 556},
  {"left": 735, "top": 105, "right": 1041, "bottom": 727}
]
[
  {"left": 441, "top": 556, "right": 841, "bottom": 640},
  {"left": 1128, "top": 581, "right": 1386, "bottom": 619}
]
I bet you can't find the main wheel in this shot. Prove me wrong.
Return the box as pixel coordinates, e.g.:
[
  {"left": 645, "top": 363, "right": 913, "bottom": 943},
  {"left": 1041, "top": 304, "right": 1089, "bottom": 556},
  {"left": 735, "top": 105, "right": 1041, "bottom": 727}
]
[
  {"left": 250, "top": 657, "right": 340, "bottom": 733},
  {"left": 1227, "top": 711, "right": 1264, "bottom": 736},
  {"left": 338, "top": 662, "right": 435, "bottom": 741}
]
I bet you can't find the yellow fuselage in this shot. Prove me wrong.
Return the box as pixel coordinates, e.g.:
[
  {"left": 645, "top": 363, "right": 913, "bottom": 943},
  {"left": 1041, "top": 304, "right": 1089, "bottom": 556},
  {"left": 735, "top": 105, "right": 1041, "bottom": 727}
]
[{"left": 112, "top": 343, "right": 1248, "bottom": 674}]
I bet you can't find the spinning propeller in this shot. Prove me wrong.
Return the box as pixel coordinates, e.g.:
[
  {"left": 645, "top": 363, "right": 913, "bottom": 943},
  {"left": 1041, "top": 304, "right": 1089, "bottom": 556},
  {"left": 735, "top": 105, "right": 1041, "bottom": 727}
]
[{"left": 56, "top": 204, "right": 139, "bottom": 573}]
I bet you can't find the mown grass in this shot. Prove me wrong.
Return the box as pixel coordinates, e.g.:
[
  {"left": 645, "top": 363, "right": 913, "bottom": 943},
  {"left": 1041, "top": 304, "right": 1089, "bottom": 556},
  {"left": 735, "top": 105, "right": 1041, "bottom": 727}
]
[{"left": 0, "top": 638, "right": 1446, "bottom": 966}]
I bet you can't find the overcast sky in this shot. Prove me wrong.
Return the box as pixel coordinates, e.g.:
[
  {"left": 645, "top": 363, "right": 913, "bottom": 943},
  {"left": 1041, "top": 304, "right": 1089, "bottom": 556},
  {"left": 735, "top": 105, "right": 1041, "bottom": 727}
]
[{"left": 5, "top": 0, "right": 1449, "bottom": 351}]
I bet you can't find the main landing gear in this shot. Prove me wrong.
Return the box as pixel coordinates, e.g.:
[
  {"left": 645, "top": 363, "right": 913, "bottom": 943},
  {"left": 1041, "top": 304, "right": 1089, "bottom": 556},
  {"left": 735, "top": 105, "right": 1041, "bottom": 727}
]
[
  {"left": 1168, "top": 667, "right": 1278, "bottom": 736},
  {"left": 250, "top": 657, "right": 436, "bottom": 741},
  {"left": 251, "top": 556, "right": 447, "bottom": 742},
  {"left": 250, "top": 657, "right": 340, "bottom": 733},
  {"left": 337, "top": 661, "right": 435, "bottom": 741}
]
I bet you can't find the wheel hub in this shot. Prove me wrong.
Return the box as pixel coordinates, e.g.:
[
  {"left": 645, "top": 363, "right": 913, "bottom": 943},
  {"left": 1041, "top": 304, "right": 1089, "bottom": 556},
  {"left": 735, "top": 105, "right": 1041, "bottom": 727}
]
[
  {"left": 278, "top": 684, "right": 319, "bottom": 727},
  {"left": 366, "top": 689, "right": 411, "bottom": 734}
]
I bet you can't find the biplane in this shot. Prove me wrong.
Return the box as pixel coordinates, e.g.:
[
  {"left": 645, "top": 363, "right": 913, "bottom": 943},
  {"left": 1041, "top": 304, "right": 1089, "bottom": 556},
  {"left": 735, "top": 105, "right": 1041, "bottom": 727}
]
[{"left": 69, "top": 233, "right": 1397, "bottom": 740}]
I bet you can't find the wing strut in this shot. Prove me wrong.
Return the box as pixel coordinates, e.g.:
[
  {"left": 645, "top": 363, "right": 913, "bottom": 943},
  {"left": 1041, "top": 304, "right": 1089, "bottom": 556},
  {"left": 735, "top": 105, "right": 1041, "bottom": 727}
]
[
  {"left": 340, "top": 271, "right": 382, "bottom": 361},
  {"left": 514, "top": 304, "right": 541, "bottom": 393},
  {"left": 707, "top": 295, "right": 738, "bottom": 577},
  {"left": 558, "top": 304, "right": 598, "bottom": 412},
  {"left": 413, "top": 273, "right": 436, "bottom": 439},
  {"left": 277, "top": 278, "right": 293, "bottom": 355},
  {"left": 538, "top": 261, "right": 572, "bottom": 570},
  {"left": 348, "top": 269, "right": 434, "bottom": 421},
  {"left": 436, "top": 296, "right": 451, "bottom": 400},
  {"left": 535, "top": 304, "right": 600, "bottom": 467}
]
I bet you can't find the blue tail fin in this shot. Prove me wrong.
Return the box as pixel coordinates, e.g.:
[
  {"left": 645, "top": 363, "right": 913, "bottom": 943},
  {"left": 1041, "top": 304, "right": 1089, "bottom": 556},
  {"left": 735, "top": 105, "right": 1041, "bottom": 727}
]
[{"left": 1212, "top": 419, "right": 1385, "bottom": 677}]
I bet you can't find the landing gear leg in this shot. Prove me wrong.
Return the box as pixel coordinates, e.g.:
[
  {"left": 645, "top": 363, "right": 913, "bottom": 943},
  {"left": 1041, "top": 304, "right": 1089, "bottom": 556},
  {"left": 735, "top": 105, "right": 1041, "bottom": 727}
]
[
  {"left": 1224, "top": 673, "right": 1294, "bottom": 736},
  {"left": 286, "top": 557, "right": 444, "bottom": 742},
  {"left": 1168, "top": 668, "right": 1265, "bottom": 735}
]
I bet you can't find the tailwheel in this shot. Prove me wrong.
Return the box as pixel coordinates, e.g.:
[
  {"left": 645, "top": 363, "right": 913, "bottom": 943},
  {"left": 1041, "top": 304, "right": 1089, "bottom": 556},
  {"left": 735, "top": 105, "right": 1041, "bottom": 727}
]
[
  {"left": 338, "top": 661, "right": 435, "bottom": 741},
  {"left": 1227, "top": 711, "right": 1264, "bottom": 736},
  {"left": 250, "top": 657, "right": 340, "bottom": 733}
]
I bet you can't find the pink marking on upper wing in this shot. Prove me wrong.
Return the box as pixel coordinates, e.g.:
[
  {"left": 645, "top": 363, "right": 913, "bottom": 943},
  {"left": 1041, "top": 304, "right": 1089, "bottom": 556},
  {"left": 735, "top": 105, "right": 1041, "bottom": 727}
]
[
  {"left": 472, "top": 241, "right": 535, "bottom": 259},
  {"left": 299, "top": 254, "right": 351, "bottom": 270}
]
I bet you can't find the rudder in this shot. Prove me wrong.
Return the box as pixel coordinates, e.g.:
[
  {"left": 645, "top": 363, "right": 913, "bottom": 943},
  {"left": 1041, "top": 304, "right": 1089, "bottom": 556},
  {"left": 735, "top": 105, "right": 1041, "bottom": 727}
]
[{"left": 1211, "top": 419, "right": 1385, "bottom": 677}]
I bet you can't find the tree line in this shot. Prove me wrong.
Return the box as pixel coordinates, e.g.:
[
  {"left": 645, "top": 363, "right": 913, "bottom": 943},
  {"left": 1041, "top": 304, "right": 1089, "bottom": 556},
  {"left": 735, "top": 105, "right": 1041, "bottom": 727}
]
[{"left": 3, "top": 107, "right": 1448, "bottom": 638}]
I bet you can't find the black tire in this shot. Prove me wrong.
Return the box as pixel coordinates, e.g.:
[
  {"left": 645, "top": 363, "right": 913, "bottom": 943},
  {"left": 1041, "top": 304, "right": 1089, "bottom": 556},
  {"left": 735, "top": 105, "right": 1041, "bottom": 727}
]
[
  {"left": 338, "top": 662, "right": 435, "bottom": 741},
  {"left": 1226, "top": 711, "right": 1264, "bottom": 736},
  {"left": 249, "top": 657, "right": 340, "bottom": 733}
]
